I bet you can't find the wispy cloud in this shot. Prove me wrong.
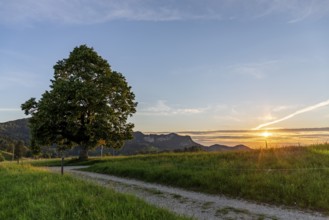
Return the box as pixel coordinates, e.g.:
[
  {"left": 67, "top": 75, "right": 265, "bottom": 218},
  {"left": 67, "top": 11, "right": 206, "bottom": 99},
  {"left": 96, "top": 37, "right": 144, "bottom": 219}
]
[
  {"left": 279, "top": 0, "right": 329, "bottom": 23},
  {"left": 247, "top": 0, "right": 329, "bottom": 23},
  {"left": 230, "top": 60, "right": 279, "bottom": 79},
  {"left": 1, "top": 0, "right": 329, "bottom": 25},
  {"left": 139, "top": 100, "right": 207, "bottom": 116},
  {"left": 0, "top": 0, "right": 194, "bottom": 25},
  {"left": 253, "top": 99, "right": 329, "bottom": 130},
  {"left": 287, "top": 1, "right": 315, "bottom": 23},
  {"left": 142, "top": 101, "right": 243, "bottom": 122},
  {"left": 272, "top": 105, "right": 294, "bottom": 112},
  {"left": 257, "top": 105, "right": 296, "bottom": 121},
  {"left": 257, "top": 113, "right": 277, "bottom": 121}
]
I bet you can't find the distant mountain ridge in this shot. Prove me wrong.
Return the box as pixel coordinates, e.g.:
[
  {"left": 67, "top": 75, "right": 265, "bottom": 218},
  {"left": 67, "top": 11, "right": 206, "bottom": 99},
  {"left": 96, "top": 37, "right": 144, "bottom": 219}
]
[
  {"left": 206, "top": 144, "right": 250, "bottom": 152},
  {"left": 0, "top": 118, "right": 251, "bottom": 155},
  {"left": 119, "top": 132, "right": 251, "bottom": 155},
  {"left": 120, "top": 131, "right": 204, "bottom": 155}
]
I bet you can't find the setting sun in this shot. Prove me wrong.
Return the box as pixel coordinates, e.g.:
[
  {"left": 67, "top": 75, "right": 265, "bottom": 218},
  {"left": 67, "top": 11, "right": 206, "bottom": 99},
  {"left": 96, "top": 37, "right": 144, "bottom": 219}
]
[{"left": 261, "top": 131, "right": 272, "bottom": 138}]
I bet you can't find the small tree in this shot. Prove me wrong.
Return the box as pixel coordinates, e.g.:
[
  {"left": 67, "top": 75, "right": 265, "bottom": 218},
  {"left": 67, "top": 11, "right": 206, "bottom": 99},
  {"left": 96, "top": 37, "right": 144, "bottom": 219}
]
[
  {"left": 30, "top": 139, "right": 41, "bottom": 158},
  {"left": 14, "top": 141, "right": 25, "bottom": 164},
  {"left": 22, "top": 45, "right": 137, "bottom": 160}
]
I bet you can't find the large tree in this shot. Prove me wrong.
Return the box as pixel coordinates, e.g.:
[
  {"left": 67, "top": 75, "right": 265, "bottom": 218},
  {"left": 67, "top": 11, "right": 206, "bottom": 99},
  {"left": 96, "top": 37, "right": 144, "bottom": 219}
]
[{"left": 22, "top": 45, "right": 137, "bottom": 160}]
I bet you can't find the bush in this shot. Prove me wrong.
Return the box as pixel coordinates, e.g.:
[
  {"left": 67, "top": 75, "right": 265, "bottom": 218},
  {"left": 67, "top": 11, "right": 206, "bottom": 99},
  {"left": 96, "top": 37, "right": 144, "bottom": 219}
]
[{"left": 0, "top": 153, "right": 5, "bottom": 162}]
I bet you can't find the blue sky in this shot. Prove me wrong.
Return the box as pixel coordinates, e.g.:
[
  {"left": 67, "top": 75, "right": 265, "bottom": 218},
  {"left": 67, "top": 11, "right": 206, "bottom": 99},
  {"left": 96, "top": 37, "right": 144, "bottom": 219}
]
[{"left": 1, "top": 0, "right": 329, "bottom": 132}]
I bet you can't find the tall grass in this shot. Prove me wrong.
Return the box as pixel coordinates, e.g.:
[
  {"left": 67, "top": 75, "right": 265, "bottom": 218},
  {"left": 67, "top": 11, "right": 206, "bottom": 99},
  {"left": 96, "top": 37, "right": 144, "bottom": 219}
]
[
  {"left": 0, "top": 163, "right": 189, "bottom": 220},
  {"left": 85, "top": 144, "right": 329, "bottom": 214}
]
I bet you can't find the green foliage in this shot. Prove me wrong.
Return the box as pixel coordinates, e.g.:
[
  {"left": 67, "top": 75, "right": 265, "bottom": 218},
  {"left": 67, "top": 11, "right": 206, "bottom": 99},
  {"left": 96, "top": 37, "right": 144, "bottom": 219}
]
[
  {"left": 0, "top": 164, "right": 189, "bottom": 220},
  {"left": 14, "top": 140, "right": 26, "bottom": 163},
  {"left": 0, "top": 150, "right": 13, "bottom": 161},
  {"left": 29, "top": 138, "right": 41, "bottom": 157},
  {"left": 85, "top": 144, "right": 329, "bottom": 214},
  {"left": 0, "top": 119, "right": 31, "bottom": 159},
  {"left": 30, "top": 157, "right": 106, "bottom": 167},
  {"left": 0, "top": 152, "right": 4, "bottom": 162},
  {"left": 0, "top": 136, "right": 15, "bottom": 152},
  {"left": 22, "top": 45, "right": 137, "bottom": 160}
]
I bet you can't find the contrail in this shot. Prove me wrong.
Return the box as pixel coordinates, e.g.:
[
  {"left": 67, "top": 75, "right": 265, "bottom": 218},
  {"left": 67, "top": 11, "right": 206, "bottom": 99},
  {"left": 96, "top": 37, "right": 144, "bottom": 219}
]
[{"left": 253, "top": 99, "right": 329, "bottom": 130}]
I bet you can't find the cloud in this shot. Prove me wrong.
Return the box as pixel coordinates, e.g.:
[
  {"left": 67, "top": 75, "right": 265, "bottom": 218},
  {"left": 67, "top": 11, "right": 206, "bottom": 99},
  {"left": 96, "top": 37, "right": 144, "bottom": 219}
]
[
  {"left": 143, "top": 102, "right": 244, "bottom": 123},
  {"left": 139, "top": 100, "right": 207, "bottom": 116},
  {"left": 257, "top": 113, "right": 277, "bottom": 121},
  {"left": 212, "top": 105, "right": 243, "bottom": 123},
  {"left": 230, "top": 60, "right": 279, "bottom": 79},
  {"left": 281, "top": 0, "right": 329, "bottom": 23},
  {"left": 0, "top": 0, "right": 196, "bottom": 25},
  {"left": 253, "top": 99, "right": 329, "bottom": 130},
  {"left": 272, "top": 105, "right": 293, "bottom": 112},
  {"left": 1, "top": 0, "right": 329, "bottom": 25},
  {"left": 287, "top": 1, "right": 315, "bottom": 23},
  {"left": 249, "top": 0, "right": 329, "bottom": 23},
  {"left": 256, "top": 105, "right": 296, "bottom": 123}
]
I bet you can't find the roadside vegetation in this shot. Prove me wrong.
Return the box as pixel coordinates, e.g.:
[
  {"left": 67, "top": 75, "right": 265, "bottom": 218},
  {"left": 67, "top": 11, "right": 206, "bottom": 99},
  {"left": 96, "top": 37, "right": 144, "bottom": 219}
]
[
  {"left": 30, "top": 157, "right": 104, "bottom": 167},
  {"left": 79, "top": 144, "right": 329, "bottom": 214},
  {"left": 0, "top": 163, "right": 189, "bottom": 220}
]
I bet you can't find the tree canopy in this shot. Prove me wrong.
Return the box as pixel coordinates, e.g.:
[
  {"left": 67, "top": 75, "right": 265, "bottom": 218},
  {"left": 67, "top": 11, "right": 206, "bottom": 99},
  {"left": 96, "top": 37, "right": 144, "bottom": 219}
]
[{"left": 22, "top": 45, "right": 137, "bottom": 160}]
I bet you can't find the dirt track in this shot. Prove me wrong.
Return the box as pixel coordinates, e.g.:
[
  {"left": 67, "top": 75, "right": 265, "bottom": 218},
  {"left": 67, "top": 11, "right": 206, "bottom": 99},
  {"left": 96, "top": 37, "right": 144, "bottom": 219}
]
[{"left": 49, "top": 166, "right": 328, "bottom": 220}]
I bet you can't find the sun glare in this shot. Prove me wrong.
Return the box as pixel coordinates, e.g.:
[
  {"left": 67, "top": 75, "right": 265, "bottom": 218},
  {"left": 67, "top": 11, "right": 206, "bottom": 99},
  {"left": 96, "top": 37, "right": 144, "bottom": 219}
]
[{"left": 261, "top": 131, "right": 272, "bottom": 138}]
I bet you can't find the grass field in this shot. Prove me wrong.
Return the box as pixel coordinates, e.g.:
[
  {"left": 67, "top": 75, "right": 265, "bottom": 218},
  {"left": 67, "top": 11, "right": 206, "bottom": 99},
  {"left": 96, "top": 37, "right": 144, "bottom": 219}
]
[
  {"left": 80, "top": 144, "right": 329, "bottom": 214},
  {"left": 0, "top": 163, "right": 189, "bottom": 220}
]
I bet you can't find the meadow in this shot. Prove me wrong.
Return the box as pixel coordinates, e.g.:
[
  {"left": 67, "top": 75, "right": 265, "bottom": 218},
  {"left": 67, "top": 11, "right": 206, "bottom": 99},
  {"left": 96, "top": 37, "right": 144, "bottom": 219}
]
[
  {"left": 79, "top": 144, "right": 329, "bottom": 214},
  {"left": 0, "top": 163, "right": 189, "bottom": 220}
]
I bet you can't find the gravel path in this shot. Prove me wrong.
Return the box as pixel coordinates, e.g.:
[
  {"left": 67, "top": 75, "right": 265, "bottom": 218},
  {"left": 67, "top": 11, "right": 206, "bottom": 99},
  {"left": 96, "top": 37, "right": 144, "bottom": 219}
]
[{"left": 49, "top": 166, "right": 328, "bottom": 220}]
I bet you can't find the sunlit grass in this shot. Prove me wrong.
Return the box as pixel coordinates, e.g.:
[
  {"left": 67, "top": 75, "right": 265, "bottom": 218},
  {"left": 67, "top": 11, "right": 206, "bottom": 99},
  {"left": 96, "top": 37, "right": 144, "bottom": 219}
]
[
  {"left": 0, "top": 163, "right": 189, "bottom": 220},
  {"left": 82, "top": 144, "right": 329, "bottom": 214}
]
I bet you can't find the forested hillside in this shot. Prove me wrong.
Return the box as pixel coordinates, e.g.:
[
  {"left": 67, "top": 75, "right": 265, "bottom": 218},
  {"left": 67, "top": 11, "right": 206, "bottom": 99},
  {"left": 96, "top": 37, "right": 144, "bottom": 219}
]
[
  {"left": 0, "top": 119, "right": 30, "bottom": 153},
  {"left": 0, "top": 119, "right": 30, "bottom": 143}
]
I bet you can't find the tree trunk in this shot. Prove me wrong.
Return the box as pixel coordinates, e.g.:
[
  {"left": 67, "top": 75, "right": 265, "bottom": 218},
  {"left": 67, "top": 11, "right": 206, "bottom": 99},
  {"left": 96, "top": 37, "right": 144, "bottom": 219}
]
[
  {"left": 61, "top": 152, "right": 64, "bottom": 175},
  {"left": 79, "top": 145, "right": 89, "bottom": 161}
]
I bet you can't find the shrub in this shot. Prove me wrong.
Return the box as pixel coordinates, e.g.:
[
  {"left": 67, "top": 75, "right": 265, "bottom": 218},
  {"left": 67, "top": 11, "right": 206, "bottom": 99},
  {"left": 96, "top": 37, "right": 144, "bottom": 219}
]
[{"left": 0, "top": 153, "right": 5, "bottom": 162}]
